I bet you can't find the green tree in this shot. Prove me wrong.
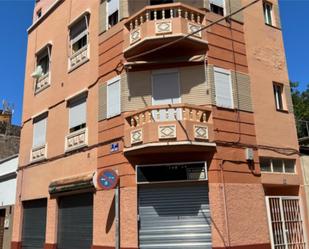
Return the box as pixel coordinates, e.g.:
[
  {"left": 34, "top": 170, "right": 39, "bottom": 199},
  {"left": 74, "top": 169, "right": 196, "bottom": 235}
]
[{"left": 290, "top": 81, "right": 309, "bottom": 138}]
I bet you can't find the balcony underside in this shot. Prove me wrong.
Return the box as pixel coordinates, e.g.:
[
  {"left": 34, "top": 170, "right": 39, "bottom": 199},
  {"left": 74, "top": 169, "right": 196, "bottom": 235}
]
[
  {"left": 124, "top": 140, "right": 216, "bottom": 156},
  {"left": 124, "top": 35, "right": 208, "bottom": 62}
]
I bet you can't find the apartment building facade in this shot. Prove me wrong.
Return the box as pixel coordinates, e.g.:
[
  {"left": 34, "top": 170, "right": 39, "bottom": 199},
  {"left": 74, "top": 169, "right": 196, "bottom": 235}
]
[{"left": 12, "top": 1, "right": 308, "bottom": 249}]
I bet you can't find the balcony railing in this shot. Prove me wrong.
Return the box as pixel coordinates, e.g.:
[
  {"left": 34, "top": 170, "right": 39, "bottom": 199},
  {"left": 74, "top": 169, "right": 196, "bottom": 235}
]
[
  {"left": 65, "top": 128, "right": 88, "bottom": 152},
  {"left": 69, "top": 45, "right": 89, "bottom": 70},
  {"left": 124, "top": 3, "right": 206, "bottom": 55},
  {"left": 124, "top": 104, "right": 213, "bottom": 151},
  {"left": 31, "top": 144, "right": 47, "bottom": 162},
  {"left": 35, "top": 73, "right": 50, "bottom": 94}
]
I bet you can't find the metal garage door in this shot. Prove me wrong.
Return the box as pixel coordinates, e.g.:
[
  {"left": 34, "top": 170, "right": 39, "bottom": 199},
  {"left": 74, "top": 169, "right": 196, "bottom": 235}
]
[
  {"left": 139, "top": 184, "right": 212, "bottom": 249},
  {"left": 58, "top": 193, "right": 93, "bottom": 249},
  {"left": 22, "top": 199, "right": 47, "bottom": 249}
]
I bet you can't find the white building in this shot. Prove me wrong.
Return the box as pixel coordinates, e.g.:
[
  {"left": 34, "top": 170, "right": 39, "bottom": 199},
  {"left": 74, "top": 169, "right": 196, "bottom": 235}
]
[{"left": 0, "top": 154, "right": 18, "bottom": 249}]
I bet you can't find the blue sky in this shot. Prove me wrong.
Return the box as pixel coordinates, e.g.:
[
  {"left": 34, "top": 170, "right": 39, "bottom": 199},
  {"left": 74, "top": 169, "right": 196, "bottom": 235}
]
[{"left": 0, "top": 0, "right": 308, "bottom": 125}]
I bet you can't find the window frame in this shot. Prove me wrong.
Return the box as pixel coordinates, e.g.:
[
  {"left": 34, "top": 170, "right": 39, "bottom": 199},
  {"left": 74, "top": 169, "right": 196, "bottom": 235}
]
[
  {"left": 69, "top": 15, "right": 89, "bottom": 57},
  {"left": 214, "top": 67, "right": 234, "bottom": 109},
  {"left": 273, "top": 82, "right": 286, "bottom": 112},
  {"left": 32, "top": 112, "right": 48, "bottom": 149},
  {"left": 67, "top": 93, "right": 87, "bottom": 133},
  {"left": 106, "top": 0, "right": 120, "bottom": 29},
  {"left": 107, "top": 75, "right": 121, "bottom": 118},
  {"left": 263, "top": 1, "right": 273, "bottom": 26},
  {"left": 260, "top": 157, "right": 296, "bottom": 174},
  {"left": 209, "top": 0, "right": 225, "bottom": 16}
]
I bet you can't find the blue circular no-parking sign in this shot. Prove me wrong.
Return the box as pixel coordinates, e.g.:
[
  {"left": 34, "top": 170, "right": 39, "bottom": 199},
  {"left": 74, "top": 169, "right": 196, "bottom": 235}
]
[{"left": 97, "top": 169, "right": 119, "bottom": 190}]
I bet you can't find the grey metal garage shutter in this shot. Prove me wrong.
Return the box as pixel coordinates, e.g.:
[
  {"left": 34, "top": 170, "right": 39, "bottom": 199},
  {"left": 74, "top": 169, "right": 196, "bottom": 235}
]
[
  {"left": 58, "top": 193, "right": 93, "bottom": 249},
  {"left": 139, "top": 184, "right": 212, "bottom": 249},
  {"left": 22, "top": 199, "right": 47, "bottom": 249}
]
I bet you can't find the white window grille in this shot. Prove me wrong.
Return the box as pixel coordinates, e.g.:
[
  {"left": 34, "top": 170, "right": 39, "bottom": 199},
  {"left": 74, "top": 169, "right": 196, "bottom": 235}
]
[{"left": 266, "top": 196, "right": 306, "bottom": 249}]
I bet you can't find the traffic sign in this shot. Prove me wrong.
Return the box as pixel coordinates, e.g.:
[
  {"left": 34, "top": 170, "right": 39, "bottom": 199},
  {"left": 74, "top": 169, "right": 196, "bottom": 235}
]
[{"left": 97, "top": 169, "right": 119, "bottom": 190}]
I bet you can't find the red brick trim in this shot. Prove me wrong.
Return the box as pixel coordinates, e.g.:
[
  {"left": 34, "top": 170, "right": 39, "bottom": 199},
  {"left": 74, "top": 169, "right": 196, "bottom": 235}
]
[
  {"left": 44, "top": 243, "right": 57, "bottom": 249},
  {"left": 213, "top": 244, "right": 271, "bottom": 249},
  {"left": 91, "top": 246, "right": 138, "bottom": 249},
  {"left": 11, "top": 241, "right": 22, "bottom": 249}
]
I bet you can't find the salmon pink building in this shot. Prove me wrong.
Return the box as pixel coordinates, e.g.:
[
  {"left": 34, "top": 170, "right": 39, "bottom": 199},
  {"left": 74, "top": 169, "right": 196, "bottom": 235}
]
[{"left": 12, "top": 0, "right": 308, "bottom": 249}]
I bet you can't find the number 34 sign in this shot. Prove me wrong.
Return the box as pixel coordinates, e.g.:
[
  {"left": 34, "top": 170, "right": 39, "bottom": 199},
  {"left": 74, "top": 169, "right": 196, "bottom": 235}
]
[{"left": 97, "top": 169, "right": 119, "bottom": 190}]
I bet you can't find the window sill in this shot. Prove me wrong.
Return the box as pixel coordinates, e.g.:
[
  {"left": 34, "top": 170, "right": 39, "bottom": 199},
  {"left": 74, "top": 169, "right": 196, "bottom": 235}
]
[
  {"left": 31, "top": 144, "right": 47, "bottom": 163},
  {"left": 261, "top": 171, "right": 296, "bottom": 175},
  {"left": 65, "top": 127, "right": 88, "bottom": 152},
  {"left": 265, "top": 23, "right": 281, "bottom": 30},
  {"left": 106, "top": 113, "right": 121, "bottom": 120},
  {"left": 276, "top": 108, "right": 289, "bottom": 114}
]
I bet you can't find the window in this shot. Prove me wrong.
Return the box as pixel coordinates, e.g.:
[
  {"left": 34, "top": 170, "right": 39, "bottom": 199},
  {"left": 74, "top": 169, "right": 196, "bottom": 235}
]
[
  {"left": 263, "top": 1, "right": 273, "bottom": 25},
  {"left": 36, "top": 9, "right": 42, "bottom": 19},
  {"left": 36, "top": 47, "right": 50, "bottom": 76},
  {"left": 273, "top": 83, "right": 285, "bottom": 111},
  {"left": 107, "top": 76, "right": 121, "bottom": 118},
  {"left": 107, "top": 0, "right": 119, "bottom": 28},
  {"left": 68, "top": 94, "right": 87, "bottom": 133},
  {"left": 214, "top": 67, "right": 233, "bottom": 108},
  {"left": 260, "top": 157, "right": 296, "bottom": 173},
  {"left": 69, "top": 16, "right": 89, "bottom": 57},
  {"left": 210, "top": 0, "right": 224, "bottom": 16},
  {"left": 33, "top": 113, "right": 47, "bottom": 148}
]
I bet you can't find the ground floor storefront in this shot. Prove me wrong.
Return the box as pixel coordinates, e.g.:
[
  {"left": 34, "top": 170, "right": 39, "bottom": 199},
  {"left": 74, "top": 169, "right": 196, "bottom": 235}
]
[{"left": 11, "top": 158, "right": 308, "bottom": 249}]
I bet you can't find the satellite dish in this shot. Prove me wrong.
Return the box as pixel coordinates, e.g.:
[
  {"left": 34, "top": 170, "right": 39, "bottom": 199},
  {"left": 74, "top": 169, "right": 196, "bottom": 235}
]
[{"left": 31, "top": 65, "right": 43, "bottom": 79}]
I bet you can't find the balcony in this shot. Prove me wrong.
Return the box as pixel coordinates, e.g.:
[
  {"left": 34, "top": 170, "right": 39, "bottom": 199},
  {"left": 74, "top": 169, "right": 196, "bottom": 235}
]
[
  {"left": 65, "top": 128, "right": 88, "bottom": 152},
  {"left": 69, "top": 45, "right": 89, "bottom": 71},
  {"left": 124, "top": 104, "right": 215, "bottom": 154},
  {"left": 35, "top": 73, "right": 50, "bottom": 94},
  {"left": 31, "top": 144, "right": 47, "bottom": 162},
  {"left": 124, "top": 3, "right": 208, "bottom": 61}
]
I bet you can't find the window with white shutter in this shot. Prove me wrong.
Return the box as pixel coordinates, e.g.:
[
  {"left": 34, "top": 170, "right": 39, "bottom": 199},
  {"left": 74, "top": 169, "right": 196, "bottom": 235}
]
[
  {"left": 107, "top": 0, "right": 119, "bottom": 28},
  {"left": 68, "top": 94, "right": 87, "bottom": 133},
  {"left": 107, "top": 76, "right": 121, "bottom": 118},
  {"left": 214, "top": 67, "right": 233, "bottom": 108},
  {"left": 210, "top": 0, "right": 224, "bottom": 16},
  {"left": 33, "top": 113, "right": 47, "bottom": 148}
]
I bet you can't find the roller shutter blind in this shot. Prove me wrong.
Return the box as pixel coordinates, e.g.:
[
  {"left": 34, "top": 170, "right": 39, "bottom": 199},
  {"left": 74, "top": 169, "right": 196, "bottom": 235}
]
[
  {"left": 139, "top": 184, "right": 212, "bottom": 249},
  {"left": 21, "top": 199, "right": 47, "bottom": 249},
  {"left": 107, "top": 77, "right": 121, "bottom": 118},
  {"left": 69, "top": 95, "right": 87, "bottom": 130},
  {"left": 209, "top": 0, "right": 224, "bottom": 7},
  {"left": 58, "top": 193, "right": 93, "bottom": 249},
  {"left": 214, "top": 67, "right": 233, "bottom": 108},
  {"left": 33, "top": 116, "right": 47, "bottom": 148},
  {"left": 107, "top": 0, "right": 119, "bottom": 16}
]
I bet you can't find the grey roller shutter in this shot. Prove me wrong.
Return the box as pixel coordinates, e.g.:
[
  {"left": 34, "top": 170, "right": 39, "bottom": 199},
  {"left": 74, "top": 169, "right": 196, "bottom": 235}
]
[
  {"left": 22, "top": 199, "right": 47, "bottom": 249},
  {"left": 58, "top": 193, "right": 93, "bottom": 249},
  {"left": 139, "top": 184, "right": 211, "bottom": 249}
]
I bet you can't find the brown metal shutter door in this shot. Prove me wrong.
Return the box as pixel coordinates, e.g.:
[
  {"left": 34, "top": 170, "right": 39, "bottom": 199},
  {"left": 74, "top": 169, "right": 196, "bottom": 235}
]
[
  {"left": 0, "top": 209, "right": 5, "bottom": 249},
  {"left": 138, "top": 184, "right": 212, "bottom": 249},
  {"left": 57, "top": 193, "right": 93, "bottom": 249},
  {"left": 21, "top": 199, "right": 47, "bottom": 249}
]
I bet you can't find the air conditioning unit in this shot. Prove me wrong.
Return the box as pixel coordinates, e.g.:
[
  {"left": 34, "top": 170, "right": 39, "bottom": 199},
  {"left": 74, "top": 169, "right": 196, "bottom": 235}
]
[{"left": 31, "top": 65, "right": 43, "bottom": 79}]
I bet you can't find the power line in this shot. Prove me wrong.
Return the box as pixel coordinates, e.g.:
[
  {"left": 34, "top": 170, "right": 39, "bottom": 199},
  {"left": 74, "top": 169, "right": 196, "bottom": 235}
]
[{"left": 127, "top": 0, "right": 261, "bottom": 61}]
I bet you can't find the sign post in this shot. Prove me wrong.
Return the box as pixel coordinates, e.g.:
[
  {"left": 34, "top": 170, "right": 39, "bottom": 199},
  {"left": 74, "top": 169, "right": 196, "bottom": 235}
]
[{"left": 97, "top": 169, "right": 120, "bottom": 249}]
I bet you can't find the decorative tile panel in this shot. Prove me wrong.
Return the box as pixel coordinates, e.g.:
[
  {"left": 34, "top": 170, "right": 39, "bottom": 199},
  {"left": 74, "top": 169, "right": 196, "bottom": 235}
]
[
  {"left": 65, "top": 128, "right": 88, "bottom": 152},
  {"left": 155, "top": 20, "right": 172, "bottom": 34},
  {"left": 188, "top": 22, "right": 202, "bottom": 38},
  {"left": 131, "top": 129, "right": 143, "bottom": 144},
  {"left": 69, "top": 45, "right": 88, "bottom": 69},
  {"left": 194, "top": 125, "right": 208, "bottom": 140},
  {"left": 130, "top": 28, "right": 141, "bottom": 44},
  {"left": 35, "top": 73, "right": 50, "bottom": 94},
  {"left": 158, "top": 125, "right": 176, "bottom": 139},
  {"left": 31, "top": 144, "right": 47, "bottom": 162}
]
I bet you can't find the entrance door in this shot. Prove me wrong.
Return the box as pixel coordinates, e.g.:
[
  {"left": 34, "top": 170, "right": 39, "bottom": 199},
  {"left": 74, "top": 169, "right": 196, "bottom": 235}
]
[
  {"left": 152, "top": 70, "right": 181, "bottom": 121},
  {"left": 138, "top": 184, "right": 212, "bottom": 249},
  {"left": 57, "top": 193, "right": 93, "bottom": 249},
  {"left": 22, "top": 199, "right": 47, "bottom": 249},
  {"left": 0, "top": 209, "right": 5, "bottom": 249},
  {"left": 266, "top": 196, "right": 306, "bottom": 249}
]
